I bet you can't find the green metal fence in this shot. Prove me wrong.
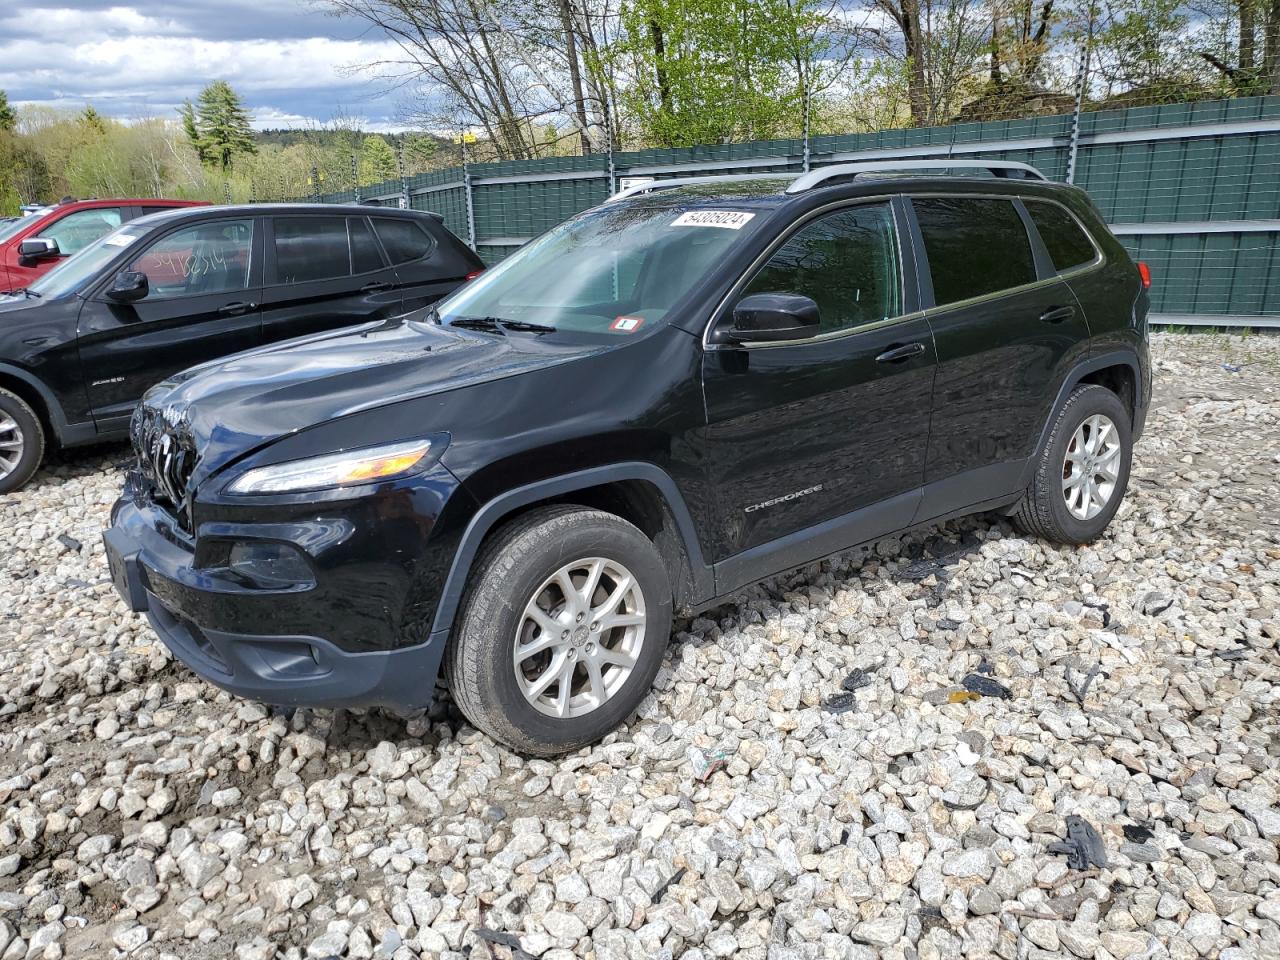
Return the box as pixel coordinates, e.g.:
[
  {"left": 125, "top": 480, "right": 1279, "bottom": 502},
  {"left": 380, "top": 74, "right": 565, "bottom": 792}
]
[{"left": 328, "top": 95, "right": 1280, "bottom": 327}]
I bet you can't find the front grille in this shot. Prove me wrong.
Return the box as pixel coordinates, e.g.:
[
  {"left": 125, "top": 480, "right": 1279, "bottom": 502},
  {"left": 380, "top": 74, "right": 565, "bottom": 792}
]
[{"left": 130, "top": 403, "right": 199, "bottom": 515}]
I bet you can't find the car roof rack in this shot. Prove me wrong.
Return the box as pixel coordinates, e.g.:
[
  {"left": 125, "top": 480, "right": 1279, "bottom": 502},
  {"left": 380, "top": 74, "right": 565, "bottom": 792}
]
[
  {"left": 604, "top": 160, "right": 1048, "bottom": 203},
  {"left": 606, "top": 173, "right": 794, "bottom": 203},
  {"left": 785, "top": 160, "right": 1047, "bottom": 193}
]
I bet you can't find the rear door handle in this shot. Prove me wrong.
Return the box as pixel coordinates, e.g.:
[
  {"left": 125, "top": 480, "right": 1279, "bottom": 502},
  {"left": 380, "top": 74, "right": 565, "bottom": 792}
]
[
  {"left": 1039, "top": 305, "right": 1075, "bottom": 324},
  {"left": 361, "top": 281, "right": 393, "bottom": 293},
  {"left": 217, "top": 301, "right": 256, "bottom": 316},
  {"left": 875, "top": 342, "right": 926, "bottom": 363}
]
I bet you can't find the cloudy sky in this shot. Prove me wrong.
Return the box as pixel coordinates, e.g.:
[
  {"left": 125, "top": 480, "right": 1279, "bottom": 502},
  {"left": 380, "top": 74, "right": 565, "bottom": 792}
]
[{"left": 0, "top": 0, "right": 412, "bottom": 131}]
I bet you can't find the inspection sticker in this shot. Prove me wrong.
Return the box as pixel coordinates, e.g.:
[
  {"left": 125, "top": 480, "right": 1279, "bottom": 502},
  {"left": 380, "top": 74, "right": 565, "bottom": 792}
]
[
  {"left": 671, "top": 210, "right": 755, "bottom": 229},
  {"left": 611, "top": 316, "right": 645, "bottom": 332},
  {"left": 104, "top": 234, "right": 138, "bottom": 247}
]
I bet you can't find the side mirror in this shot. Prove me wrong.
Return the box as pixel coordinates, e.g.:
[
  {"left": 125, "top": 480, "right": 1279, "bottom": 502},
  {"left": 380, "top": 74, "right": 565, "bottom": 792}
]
[
  {"left": 729, "top": 293, "right": 820, "bottom": 342},
  {"left": 18, "top": 238, "right": 60, "bottom": 261},
  {"left": 106, "top": 271, "right": 149, "bottom": 303}
]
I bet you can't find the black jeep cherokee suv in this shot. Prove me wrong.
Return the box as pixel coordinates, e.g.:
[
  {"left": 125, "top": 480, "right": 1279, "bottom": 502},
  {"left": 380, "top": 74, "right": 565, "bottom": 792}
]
[
  {"left": 106, "top": 161, "right": 1151, "bottom": 755},
  {"left": 0, "top": 204, "right": 481, "bottom": 493}
]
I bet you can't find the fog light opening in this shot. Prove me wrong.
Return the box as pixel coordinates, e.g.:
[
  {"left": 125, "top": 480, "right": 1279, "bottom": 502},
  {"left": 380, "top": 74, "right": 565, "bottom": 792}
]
[{"left": 227, "top": 541, "right": 316, "bottom": 590}]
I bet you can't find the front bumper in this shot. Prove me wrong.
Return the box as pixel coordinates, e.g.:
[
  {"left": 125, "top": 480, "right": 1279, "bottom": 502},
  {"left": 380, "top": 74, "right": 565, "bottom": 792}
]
[{"left": 105, "top": 469, "right": 465, "bottom": 711}]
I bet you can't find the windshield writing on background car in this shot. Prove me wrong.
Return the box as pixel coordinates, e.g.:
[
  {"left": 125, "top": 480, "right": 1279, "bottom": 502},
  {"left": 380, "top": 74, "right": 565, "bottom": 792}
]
[{"left": 435, "top": 203, "right": 763, "bottom": 335}]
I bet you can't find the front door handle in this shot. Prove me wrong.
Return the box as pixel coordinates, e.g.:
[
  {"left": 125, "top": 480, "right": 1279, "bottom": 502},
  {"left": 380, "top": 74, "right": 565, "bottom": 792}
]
[
  {"left": 361, "top": 281, "right": 393, "bottom": 293},
  {"left": 875, "top": 342, "right": 926, "bottom": 364},
  {"left": 1039, "top": 305, "right": 1075, "bottom": 324},
  {"left": 218, "top": 301, "right": 256, "bottom": 316}
]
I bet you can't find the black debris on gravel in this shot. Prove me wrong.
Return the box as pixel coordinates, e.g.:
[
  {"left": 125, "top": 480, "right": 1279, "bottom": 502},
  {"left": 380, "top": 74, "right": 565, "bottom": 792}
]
[
  {"left": 650, "top": 867, "right": 686, "bottom": 904},
  {"left": 1065, "top": 663, "right": 1108, "bottom": 707},
  {"left": 474, "top": 927, "right": 536, "bottom": 960},
  {"left": 1122, "top": 823, "right": 1155, "bottom": 844},
  {"left": 1048, "top": 815, "right": 1108, "bottom": 870},
  {"left": 841, "top": 667, "right": 875, "bottom": 692},
  {"left": 961, "top": 673, "right": 1012, "bottom": 699},
  {"left": 823, "top": 692, "right": 858, "bottom": 714}
]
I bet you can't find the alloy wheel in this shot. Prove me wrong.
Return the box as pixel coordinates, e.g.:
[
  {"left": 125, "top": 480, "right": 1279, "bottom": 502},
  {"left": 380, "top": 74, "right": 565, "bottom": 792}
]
[
  {"left": 0, "top": 414, "right": 24, "bottom": 482},
  {"left": 513, "top": 557, "right": 647, "bottom": 718},
  {"left": 1062, "top": 413, "right": 1122, "bottom": 521}
]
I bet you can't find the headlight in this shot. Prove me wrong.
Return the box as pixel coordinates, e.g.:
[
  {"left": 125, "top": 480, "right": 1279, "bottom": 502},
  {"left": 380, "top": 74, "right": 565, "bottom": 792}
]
[{"left": 226, "top": 439, "right": 434, "bottom": 495}]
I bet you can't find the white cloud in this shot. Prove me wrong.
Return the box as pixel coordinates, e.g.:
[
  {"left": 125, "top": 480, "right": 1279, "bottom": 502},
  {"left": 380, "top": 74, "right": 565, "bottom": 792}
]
[{"left": 0, "top": 3, "right": 417, "bottom": 129}]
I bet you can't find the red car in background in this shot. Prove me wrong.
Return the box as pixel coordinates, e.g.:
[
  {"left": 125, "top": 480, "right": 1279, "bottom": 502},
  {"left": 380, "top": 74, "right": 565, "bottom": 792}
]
[{"left": 0, "top": 198, "right": 208, "bottom": 292}]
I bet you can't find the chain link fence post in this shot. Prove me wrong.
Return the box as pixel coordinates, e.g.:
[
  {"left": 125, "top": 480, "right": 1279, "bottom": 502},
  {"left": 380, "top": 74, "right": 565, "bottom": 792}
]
[
  {"left": 461, "top": 137, "right": 477, "bottom": 252},
  {"left": 802, "top": 83, "right": 811, "bottom": 174},
  {"left": 352, "top": 154, "right": 360, "bottom": 203},
  {"left": 397, "top": 141, "right": 410, "bottom": 210},
  {"left": 603, "top": 97, "right": 616, "bottom": 196},
  {"left": 1066, "top": 40, "right": 1092, "bottom": 184}
]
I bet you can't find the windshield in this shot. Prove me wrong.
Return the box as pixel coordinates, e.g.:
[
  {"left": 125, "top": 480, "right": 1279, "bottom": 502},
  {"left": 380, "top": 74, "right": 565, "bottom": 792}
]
[
  {"left": 0, "top": 214, "right": 41, "bottom": 245},
  {"left": 27, "top": 225, "right": 143, "bottom": 299},
  {"left": 436, "top": 202, "right": 765, "bottom": 335}
]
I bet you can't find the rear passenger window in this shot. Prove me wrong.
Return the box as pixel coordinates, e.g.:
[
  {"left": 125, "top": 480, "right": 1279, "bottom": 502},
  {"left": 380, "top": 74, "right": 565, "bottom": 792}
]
[
  {"left": 373, "top": 218, "right": 435, "bottom": 265},
  {"left": 274, "top": 217, "right": 350, "bottom": 284},
  {"left": 913, "top": 198, "right": 1036, "bottom": 307},
  {"left": 743, "top": 203, "right": 901, "bottom": 334},
  {"left": 1025, "top": 201, "right": 1097, "bottom": 272},
  {"left": 349, "top": 217, "right": 385, "bottom": 274}
]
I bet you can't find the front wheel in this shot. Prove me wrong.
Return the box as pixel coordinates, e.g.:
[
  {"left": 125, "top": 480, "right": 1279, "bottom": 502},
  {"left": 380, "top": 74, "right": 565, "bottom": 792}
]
[
  {"left": 445, "top": 505, "right": 673, "bottom": 756},
  {"left": 0, "top": 389, "right": 45, "bottom": 495},
  {"left": 1013, "top": 384, "right": 1133, "bottom": 544}
]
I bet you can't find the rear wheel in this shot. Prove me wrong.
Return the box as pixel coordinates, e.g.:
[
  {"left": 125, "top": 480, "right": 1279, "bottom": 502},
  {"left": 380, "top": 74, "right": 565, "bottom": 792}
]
[
  {"left": 1013, "top": 384, "right": 1132, "bottom": 544},
  {"left": 445, "top": 505, "right": 673, "bottom": 755},
  {"left": 0, "top": 389, "right": 45, "bottom": 495}
]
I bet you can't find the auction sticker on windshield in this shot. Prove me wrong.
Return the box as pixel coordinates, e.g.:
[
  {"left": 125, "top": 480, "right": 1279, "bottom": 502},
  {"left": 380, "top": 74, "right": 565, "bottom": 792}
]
[
  {"left": 105, "top": 234, "right": 139, "bottom": 247},
  {"left": 671, "top": 210, "right": 755, "bottom": 229}
]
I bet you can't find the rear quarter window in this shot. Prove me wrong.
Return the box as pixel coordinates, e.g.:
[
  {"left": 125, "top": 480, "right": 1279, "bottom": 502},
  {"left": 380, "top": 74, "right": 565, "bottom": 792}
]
[
  {"left": 373, "top": 218, "right": 436, "bottom": 265},
  {"left": 1025, "top": 201, "right": 1098, "bottom": 272},
  {"left": 912, "top": 197, "right": 1037, "bottom": 307}
]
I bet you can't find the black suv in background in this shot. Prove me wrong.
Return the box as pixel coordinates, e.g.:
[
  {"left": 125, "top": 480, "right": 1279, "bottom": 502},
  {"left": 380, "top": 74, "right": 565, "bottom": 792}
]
[
  {"left": 0, "top": 205, "right": 482, "bottom": 492},
  {"left": 106, "top": 162, "right": 1151, "bottom": 755}
]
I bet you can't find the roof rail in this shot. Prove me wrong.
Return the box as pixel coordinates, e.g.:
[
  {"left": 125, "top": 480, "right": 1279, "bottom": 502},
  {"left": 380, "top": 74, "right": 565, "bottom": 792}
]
[
  {"left": 604, "top": 160, "right": 1048, "bottom": 204},
  {"left": 606, "top": 173, "right": 793, "bottom": 203},
  {"left": 786, "top": 160, "right": 1047, "bottom": 193}
]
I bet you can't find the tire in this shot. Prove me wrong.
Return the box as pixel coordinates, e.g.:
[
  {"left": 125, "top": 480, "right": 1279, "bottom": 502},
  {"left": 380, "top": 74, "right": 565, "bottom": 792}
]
[
  {"left": 445, "top": 505, "right": 673, "bottom": 756},
  {"left": 1013, "top": 384, "right": 1132, "bottom": 544},
  {"left": 0, "top": 388, "right": 45, "bottom": 495}
]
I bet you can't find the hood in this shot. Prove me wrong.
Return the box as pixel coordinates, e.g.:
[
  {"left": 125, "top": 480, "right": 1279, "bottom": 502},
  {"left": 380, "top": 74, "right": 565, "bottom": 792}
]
[
  {"left": 0, "top": 293, "right": 42, "bottom": 313},
  {"left": 138, "top": 314, "right": 613, "bottom": 487}
]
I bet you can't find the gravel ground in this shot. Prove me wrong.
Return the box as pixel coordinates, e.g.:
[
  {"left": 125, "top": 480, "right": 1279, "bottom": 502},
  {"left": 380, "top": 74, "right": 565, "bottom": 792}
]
[{"left": 1, "top": 332, "right": 1278, "bottom": 960}]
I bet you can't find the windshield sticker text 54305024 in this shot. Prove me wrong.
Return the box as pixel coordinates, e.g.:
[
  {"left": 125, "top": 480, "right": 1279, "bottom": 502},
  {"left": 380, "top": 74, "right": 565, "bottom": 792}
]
[{"left": 671, "top": 210, "right": 756, "bottom": 230}]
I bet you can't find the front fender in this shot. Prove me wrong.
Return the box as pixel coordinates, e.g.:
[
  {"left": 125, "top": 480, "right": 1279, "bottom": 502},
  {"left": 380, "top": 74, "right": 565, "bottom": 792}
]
[{"left": 429, "top": 462, "right": 714, "bottom": 639}]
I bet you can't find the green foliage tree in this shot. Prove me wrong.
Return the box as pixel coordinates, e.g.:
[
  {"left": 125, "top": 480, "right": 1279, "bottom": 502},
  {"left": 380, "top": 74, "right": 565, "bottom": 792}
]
[
  {"left": 604, "top": 0, "right": 842, "bottom": 146},
  {"left": 190, "top": 81, "right": 257, "bottom": 172},
  {"left": 0, "top": 91, "right": 16, "bottom": 133},
  {"left": 359, "top": 134, "right": 398, "bottom": 185},
  {"left": 179, "top": 99, "right": 210, "bottom": 165},
  {"left": 80, "top": 106, "right": 107, "bottom": 136}
]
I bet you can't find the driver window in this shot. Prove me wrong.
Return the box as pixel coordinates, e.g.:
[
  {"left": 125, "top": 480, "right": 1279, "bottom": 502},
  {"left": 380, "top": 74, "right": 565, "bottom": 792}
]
[
  {"left": 742, "top": 203, "right": 901, "bottom": 334},
  {"left": 129, "top": 220, "right": 254, "bottom": 300}
]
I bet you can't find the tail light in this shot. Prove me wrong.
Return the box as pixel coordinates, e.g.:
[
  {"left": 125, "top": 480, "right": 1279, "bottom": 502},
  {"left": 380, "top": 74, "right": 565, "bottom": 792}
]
[
  {"left": 465, "top": 269, "right": 485, "bottom": 281},
  {"left": 1137, "top": 261, "right": 1151, "bottom": 289}
]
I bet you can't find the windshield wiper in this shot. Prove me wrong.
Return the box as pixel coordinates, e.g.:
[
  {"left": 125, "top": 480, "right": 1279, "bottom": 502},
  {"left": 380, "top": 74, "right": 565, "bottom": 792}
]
[
  {"left": 450, "top": 315, "right": 504, "bottom": 333},
  {"left": 449, "top": 316, "right": 556, "bottom": 335},
  {"left": 11, "top": 287, "right": 41, "bottom": 299},
  {"left": 497, "top": 319, "right": 555, "bottom": 333}
]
